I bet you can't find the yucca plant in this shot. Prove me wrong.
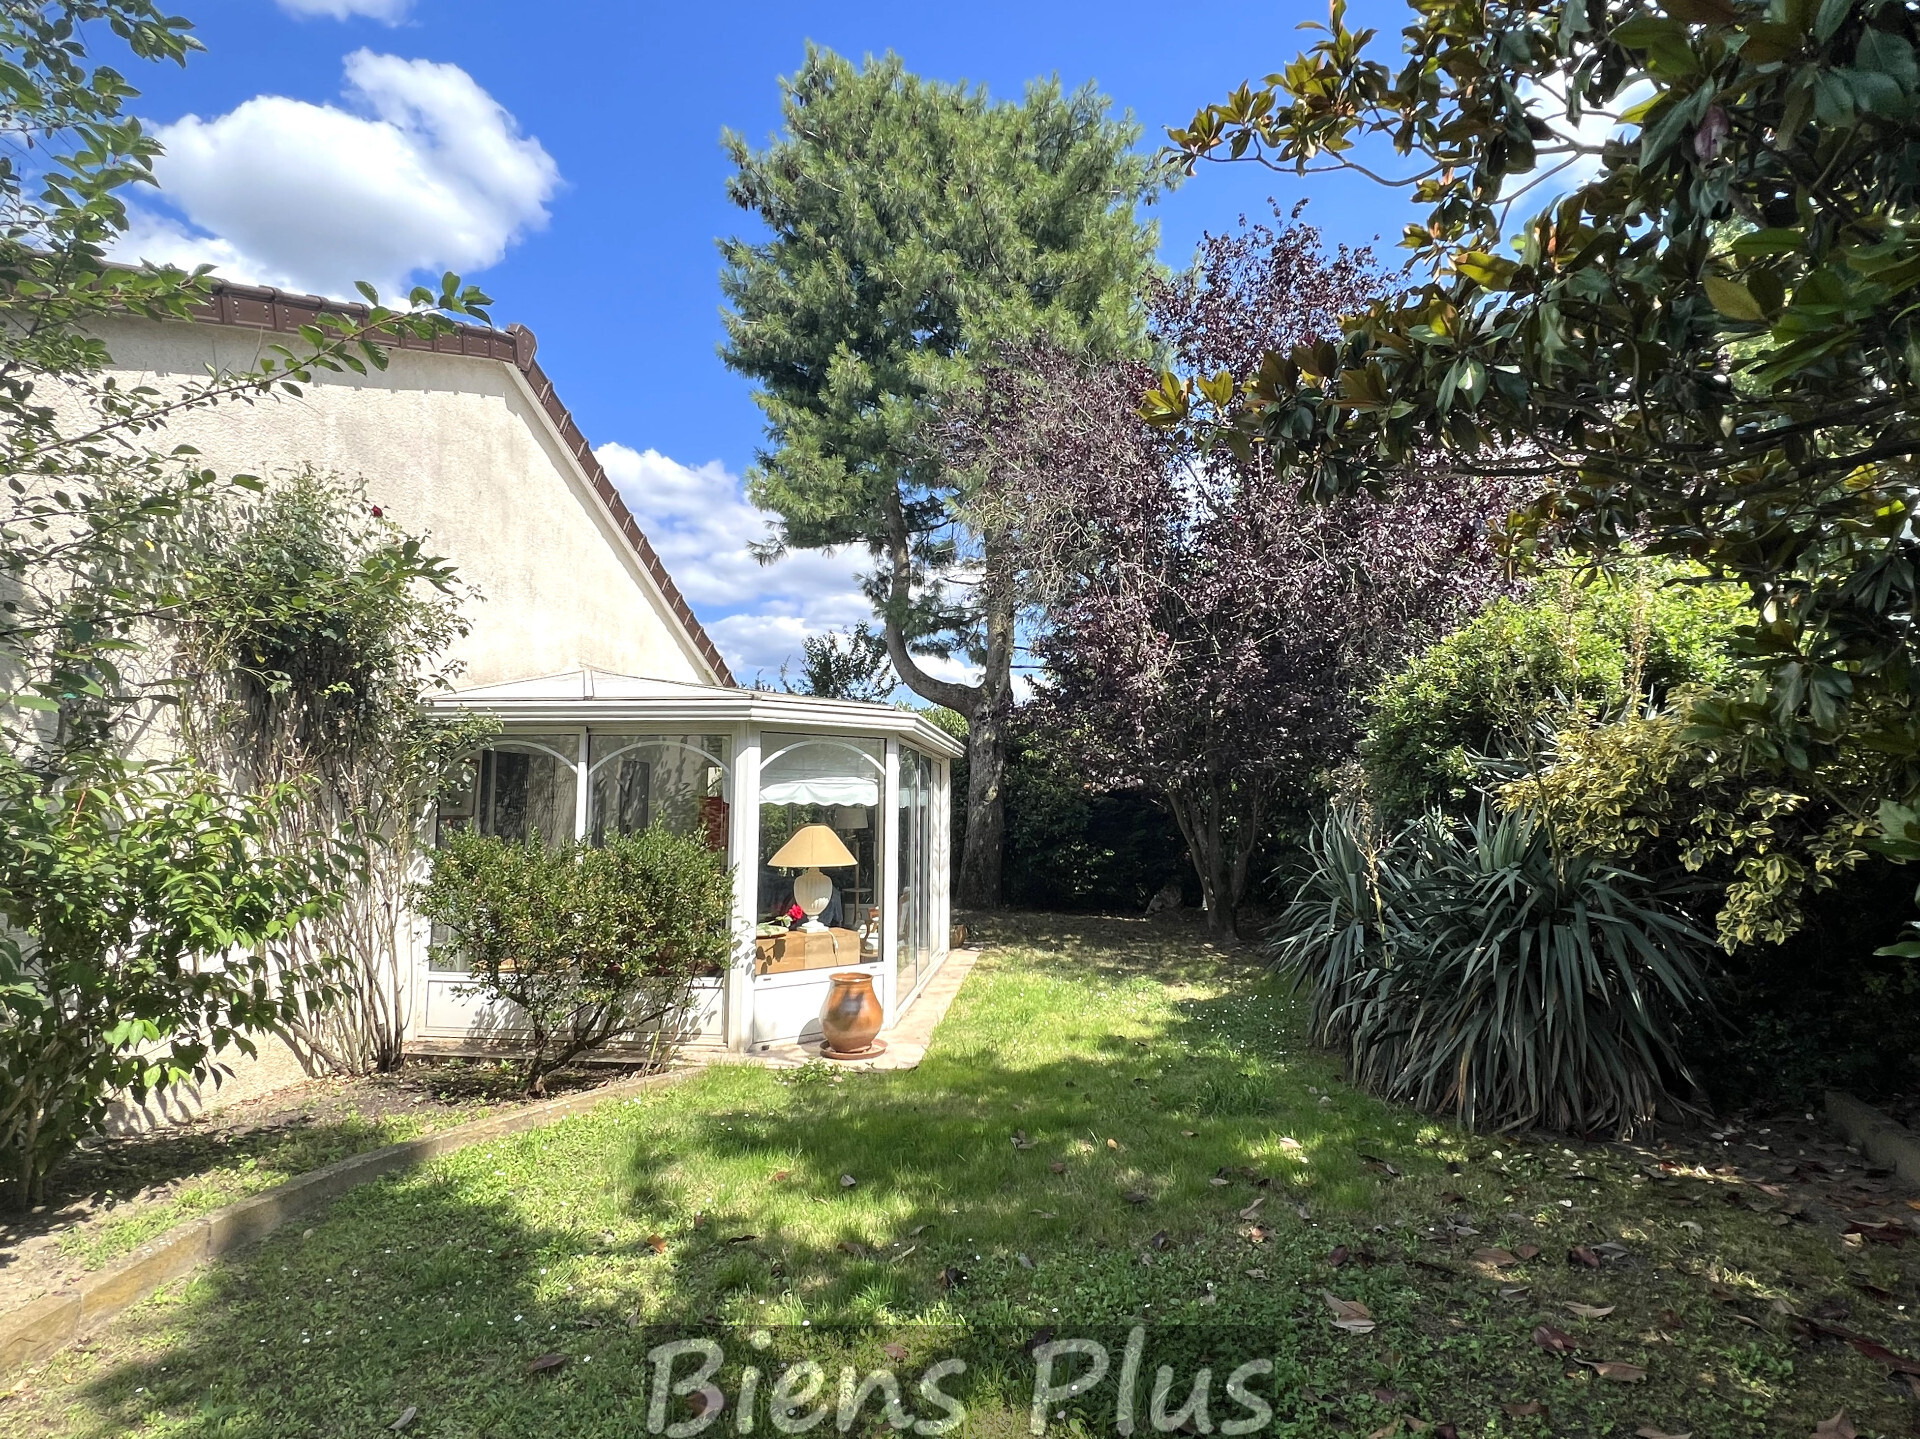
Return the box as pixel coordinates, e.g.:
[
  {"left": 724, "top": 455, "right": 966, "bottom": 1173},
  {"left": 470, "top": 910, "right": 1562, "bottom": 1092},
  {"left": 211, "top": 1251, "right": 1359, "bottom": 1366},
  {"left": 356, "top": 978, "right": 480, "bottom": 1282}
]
[{"left": 1268, "top": 807, "right": 1713, "bottom": 1137}]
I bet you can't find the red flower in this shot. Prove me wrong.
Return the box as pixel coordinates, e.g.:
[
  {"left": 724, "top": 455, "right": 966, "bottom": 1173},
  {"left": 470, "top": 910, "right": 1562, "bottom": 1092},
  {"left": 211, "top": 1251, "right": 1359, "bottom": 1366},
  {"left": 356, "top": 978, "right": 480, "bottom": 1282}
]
[{"left": 786, "top": 903, "right": 806, "bottom": 922}]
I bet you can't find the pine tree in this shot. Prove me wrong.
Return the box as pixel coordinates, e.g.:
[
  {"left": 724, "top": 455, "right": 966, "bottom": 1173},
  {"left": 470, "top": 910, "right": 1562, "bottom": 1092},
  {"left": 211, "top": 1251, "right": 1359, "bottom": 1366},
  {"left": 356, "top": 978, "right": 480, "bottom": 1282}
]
[{"left": 720, "top": 46, "right": 1161, "bottom": 905}]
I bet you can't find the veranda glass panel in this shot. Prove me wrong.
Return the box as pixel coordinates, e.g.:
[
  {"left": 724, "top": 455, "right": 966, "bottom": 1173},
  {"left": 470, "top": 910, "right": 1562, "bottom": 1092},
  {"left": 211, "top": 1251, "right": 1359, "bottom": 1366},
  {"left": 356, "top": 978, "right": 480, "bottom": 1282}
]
[
  {"left": 587, "top": 732, "right": 730, "bottom": 847},
  {"left": 896, "top": 748, "right": 934, "bottom": 996},
  {"left": 429, "top": 734, "right": 579, "bottom": 970},
  {"left": 755, "top": 733, "right": 883, "bottom": 974}
]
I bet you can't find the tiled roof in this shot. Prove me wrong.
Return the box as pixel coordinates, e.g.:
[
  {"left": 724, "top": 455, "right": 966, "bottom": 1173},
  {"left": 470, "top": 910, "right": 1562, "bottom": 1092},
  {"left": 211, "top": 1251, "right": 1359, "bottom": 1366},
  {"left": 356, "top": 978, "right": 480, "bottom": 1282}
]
[{"left": 183, "top": 280, "right": 736, "bottom": 687}]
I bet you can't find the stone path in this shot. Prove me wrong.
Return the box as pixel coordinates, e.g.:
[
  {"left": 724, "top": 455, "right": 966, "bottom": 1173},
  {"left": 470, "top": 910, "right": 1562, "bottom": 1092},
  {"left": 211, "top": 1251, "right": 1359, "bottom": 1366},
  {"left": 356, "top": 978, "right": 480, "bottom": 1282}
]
[{"left": 697, "top": 946, "right": 983, "bottom": 1072}]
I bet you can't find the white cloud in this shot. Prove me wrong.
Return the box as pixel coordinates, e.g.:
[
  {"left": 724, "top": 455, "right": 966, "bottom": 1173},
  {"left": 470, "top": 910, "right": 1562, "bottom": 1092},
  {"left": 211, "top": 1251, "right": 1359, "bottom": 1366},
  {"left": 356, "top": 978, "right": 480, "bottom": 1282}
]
[
  {"left": 275, "top": 0, "right": 412, "bottom": 23},
  {"left": 596, "top": 443, "right": 879, "bottom": 684},
  {"left": 120, "top": 50, "right": 557, "bottom": 300}
]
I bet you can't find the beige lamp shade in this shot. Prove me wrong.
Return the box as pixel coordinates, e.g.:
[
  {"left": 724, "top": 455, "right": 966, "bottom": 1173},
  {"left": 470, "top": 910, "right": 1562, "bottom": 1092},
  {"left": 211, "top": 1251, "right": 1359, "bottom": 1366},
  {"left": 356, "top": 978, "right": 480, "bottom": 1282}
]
[{"left": 768, "top": 823, "right": 856, "bottom": 869}]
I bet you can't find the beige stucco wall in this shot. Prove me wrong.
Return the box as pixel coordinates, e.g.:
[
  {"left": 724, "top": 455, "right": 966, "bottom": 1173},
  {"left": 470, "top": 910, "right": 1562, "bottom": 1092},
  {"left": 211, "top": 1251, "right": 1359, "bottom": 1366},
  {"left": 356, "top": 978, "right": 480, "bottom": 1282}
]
[{"left": 85, "top": 316, "right": 716, "bottom": 690}]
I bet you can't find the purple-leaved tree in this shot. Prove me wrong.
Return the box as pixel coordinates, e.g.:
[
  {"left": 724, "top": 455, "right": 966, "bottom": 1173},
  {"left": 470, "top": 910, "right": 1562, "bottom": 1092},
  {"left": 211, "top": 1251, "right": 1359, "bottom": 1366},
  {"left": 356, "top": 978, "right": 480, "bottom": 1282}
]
[{"left": 953, "top": 213, "right": 1517, "bottom": 936}]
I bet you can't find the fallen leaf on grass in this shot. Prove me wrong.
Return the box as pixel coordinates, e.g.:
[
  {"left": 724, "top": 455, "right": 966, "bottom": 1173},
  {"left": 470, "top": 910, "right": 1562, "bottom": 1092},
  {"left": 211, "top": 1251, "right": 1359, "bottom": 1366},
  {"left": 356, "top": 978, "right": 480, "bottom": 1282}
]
[
  {"left": 1515, "top": 1243, "right": 1541, "bottom": 1260},
  {"left": 839, "top": 1174, "right": 857, "bottom": 1188},
  {"left": 1565, "top": 1303, "right": 1617, "bottom": 1319},
  {"left": 728, "top": 1233, "right": 759, "bottom": 1245},
  {"left": 1812, "top": 1413, "right": 1857, "bottom": 1439},
  {"left": 1473, "top": 1247, "right": 1519, "bottom": 1268},
  {"left": 1329, "top": 1245, "right": 1351, "bottom": 1268},
  {"left": 685, "top": 1391, "right": 715, "bottom": 1420},
  {"left": 1369, "top": 1386, "right": 1405, "bottom": 1406},
  {"left": 1238, "top": 1197, "right": 1265, "bottom": 1221},
  {"left": 1847, "top": 1335, "right": 1920, "bottom": 1374},
  {"left": 771, "top": 1169, "right": 790, "bottom": 1182},
  {"left": 1532, "top": 1324, "right": 1578, "bottom": 1354},
  {"left": 881, "top": 1342, "right": 909, "bottom": 1363},
  {"left": 527, "top": 1353, "right": 569, "bottom": 1377},
  {"left": 1149, "top": 1230, "right": 1172, "bottom": 1251},
  {"left": 1012, "top": 1131, "right": 1035, "bottom": 1150},
  {"left": 1106, "top": 1138, "right": 1120, "bottom": 1150},
  {"left": 937, "top": 1266, "right": 966, "bottom": 1291},
  {"left": 1634, "top": 1427, "right": 1690, "bottom": 1438},
  {"left": 1502, "top": 1401, "right": 1546, "bottom": 1418},
  {"left": 1577, "top": 1360, "right": 1647, "bottom": 1383},
  {"left": 1180, "top": 1129, "right": 1197, "bottom": 1138},
  {"left": 1048, "top": 1162, "right": 1067, "bottom": 1175},
  {"left": 1209, "top": 1176, "right": 1232, "bottom": 1187},
  {"left": 1568, "top": 1245, "right": 1601, "bottom": 1268},
  {"left": 1017, "top": 1253, "right": 1036, "bottom": 1270},
  {"left": 908, "top": 1223, "right": 930, "bottom": 1236},
  {"left": 1243, "top": 1224, "right": 1273, "bottom": 1244},
  {"left": 1124, "top": 1189, "right": 1151, "bottom": 1205},
  {"left": 1854, "top": 1279, "right": 1894, "bottom": 1302},
  {"left": 1845, "top": 1221, "right": 1908, "bottom": 1245},
  {"left": 1323, "top": 1291, "right": 1377, "bottom": 1334},
  {"left": 389, "top": 1407, "right": 418, "bottom": 1432},
  {"left": 1410, "top": 1258, "right": 1456, "bottom": 1277},
  {"left": 645, "top": 1234, "right": 667, "bottom": 1255}
]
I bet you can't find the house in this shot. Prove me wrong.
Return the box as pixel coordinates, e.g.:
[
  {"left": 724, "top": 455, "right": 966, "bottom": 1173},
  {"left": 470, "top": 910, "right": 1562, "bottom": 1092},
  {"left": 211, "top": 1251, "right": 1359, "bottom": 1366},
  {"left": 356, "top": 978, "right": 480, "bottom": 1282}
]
[{"left": 88, "top": 280, "right": 958, "bottom": 1086}]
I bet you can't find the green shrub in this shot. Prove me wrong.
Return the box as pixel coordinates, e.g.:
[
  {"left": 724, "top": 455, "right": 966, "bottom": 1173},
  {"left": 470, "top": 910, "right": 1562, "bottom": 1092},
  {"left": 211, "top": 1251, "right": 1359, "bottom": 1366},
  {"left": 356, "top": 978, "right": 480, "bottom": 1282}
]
[
  {"left": 0, "top": 759, "right": 343, "bottom": 1208},
  {"left": 416, "top": 826, "right": 734, "bottom": 1094},
  {"left": 1362, "top": 566, "right": 1743, "bottom": 817},
  {"left": 1268, "top": 806, "right": 1713, "bottom": 1137},
  {"left": 1498, "top": 708, "right": 1880, "bottom": 952}
]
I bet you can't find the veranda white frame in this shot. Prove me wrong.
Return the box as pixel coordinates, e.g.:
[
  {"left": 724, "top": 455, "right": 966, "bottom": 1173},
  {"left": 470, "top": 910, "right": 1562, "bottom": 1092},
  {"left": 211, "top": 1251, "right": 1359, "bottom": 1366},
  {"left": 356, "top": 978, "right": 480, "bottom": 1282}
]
[{"left": 411, "top": 670, "right": 959, "bottom": 1053}]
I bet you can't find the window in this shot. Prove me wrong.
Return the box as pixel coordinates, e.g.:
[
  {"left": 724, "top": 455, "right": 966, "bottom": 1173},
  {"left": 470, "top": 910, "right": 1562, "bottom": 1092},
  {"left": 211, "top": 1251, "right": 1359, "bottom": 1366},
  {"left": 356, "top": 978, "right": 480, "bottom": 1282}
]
[
  {"left": 587, "top": 733, "right": 730, "bottom": 847},
  {"left": 436, "top": 735, "right": 579, "bottom": 849},
  {"left": 897, "top": 748, "right": 934, "bottom": 995},
  {"left": 756, "top": 734, "right": 883, "bottom": 974}
]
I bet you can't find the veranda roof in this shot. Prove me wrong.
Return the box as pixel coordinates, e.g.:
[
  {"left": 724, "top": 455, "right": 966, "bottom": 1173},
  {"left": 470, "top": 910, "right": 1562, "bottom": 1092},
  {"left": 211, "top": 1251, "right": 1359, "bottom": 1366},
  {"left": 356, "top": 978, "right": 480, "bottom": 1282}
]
[{"left": 427, "top": 668, "right": 963, "bottom": 759}]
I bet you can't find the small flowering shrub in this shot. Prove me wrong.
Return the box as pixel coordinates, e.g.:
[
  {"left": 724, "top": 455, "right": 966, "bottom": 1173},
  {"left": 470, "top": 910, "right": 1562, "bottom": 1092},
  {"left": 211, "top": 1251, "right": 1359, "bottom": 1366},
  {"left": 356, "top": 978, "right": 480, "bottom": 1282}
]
[{"left": 417, "top": 826, "right": 734, "bottom": 1094}]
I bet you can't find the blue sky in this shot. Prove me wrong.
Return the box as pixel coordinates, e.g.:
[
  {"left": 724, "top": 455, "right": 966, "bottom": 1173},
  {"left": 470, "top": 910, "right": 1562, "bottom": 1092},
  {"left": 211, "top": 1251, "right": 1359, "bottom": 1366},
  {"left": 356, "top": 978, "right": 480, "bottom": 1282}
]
[{"left": 120, "top": 0, "right": 1423, "bottom": 683}]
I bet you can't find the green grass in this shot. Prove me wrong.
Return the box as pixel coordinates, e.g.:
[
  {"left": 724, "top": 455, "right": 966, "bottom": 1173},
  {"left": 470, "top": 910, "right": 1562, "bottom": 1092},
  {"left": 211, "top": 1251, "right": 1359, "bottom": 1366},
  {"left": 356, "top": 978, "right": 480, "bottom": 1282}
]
[
  {"left": 3, "top": 914, "right": 1915, "bottom": 1437},
  {"left": 59, "top": 1115, "right": 446, "bottom": 1272}
]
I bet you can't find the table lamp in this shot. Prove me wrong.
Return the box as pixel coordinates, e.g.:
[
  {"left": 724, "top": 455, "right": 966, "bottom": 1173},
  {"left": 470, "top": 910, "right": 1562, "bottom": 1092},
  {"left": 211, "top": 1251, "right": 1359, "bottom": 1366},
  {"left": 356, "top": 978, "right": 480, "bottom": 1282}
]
[{"left": 768, "top": 824, "right": 857, "bottom": 932}]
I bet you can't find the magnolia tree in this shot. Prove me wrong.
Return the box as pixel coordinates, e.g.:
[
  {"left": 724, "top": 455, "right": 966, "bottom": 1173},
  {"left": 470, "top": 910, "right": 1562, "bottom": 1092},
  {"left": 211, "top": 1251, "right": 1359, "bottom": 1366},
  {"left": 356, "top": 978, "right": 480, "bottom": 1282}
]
[{"left": 958, "top": 217, "right": 1516, "bottom": 935}]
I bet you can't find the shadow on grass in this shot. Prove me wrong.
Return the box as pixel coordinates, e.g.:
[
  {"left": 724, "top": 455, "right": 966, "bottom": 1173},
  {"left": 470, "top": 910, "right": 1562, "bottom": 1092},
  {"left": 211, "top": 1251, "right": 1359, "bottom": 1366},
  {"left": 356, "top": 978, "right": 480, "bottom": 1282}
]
[{"left": 15, "top": 914, "right": 1905, "bottom": 1439}]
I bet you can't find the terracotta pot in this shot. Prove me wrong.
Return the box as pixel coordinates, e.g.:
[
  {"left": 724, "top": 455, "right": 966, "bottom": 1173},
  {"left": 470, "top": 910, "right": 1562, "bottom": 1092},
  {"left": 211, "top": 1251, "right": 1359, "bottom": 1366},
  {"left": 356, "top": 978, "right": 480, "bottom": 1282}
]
[{"left": 820, "top": 971, "right": 884, "bottom": 1058}]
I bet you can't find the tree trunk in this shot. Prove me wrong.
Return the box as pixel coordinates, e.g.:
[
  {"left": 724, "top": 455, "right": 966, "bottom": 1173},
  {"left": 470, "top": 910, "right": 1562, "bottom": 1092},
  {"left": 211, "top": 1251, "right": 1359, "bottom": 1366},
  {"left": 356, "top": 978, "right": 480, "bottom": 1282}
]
[
  {"left": 877, "top": 488, "right": 1014, "bottom": 909},
  {"left": 957, "top": 697, "right": 1007, "bottom": 907},
  {"left": 1167, "top": 786, "right": 1240, "bottom": 941}
]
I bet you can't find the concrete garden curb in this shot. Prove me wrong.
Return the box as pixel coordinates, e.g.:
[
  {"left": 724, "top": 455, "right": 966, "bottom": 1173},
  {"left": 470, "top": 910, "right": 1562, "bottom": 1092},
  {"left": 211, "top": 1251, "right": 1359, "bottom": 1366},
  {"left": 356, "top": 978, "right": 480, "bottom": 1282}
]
[
  {"left": 0, "top": 1067, "right": 686, "bottom": 1381},
  {"left": 1825, "top": 1090, "right": 1920, "bottom": 1190}
]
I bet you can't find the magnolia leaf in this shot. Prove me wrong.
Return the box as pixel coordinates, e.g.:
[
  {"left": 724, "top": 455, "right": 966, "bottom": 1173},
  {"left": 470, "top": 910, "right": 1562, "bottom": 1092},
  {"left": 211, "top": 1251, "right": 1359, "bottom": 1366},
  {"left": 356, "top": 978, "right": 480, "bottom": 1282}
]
[
  {"left": 1565, "top": 1303, "right": 1617, "bottom": 1319},
  {"left": 1577, "top": 1360, "right": 1648, "bottom": 1383},
  {"left": 1323, "top": 1291, "right": 1376, "bottom": 1333},
  {"left": 1532, "top": 1324, "right": 1578, "bottom": 1354},
  {"left": 1704, "top": 275, "right": 1769, "bottom": 323}
]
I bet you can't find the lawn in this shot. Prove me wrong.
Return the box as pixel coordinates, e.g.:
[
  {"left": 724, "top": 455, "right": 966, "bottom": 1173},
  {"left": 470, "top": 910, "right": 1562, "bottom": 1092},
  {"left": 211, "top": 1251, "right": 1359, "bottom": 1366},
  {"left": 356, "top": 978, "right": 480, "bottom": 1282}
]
[
  {"left": 2, "top": 914, "right": 1916, "bottom": 1437},
  {"left": 1, "top": 1065, "right": 599, "bottom": 1310}
]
